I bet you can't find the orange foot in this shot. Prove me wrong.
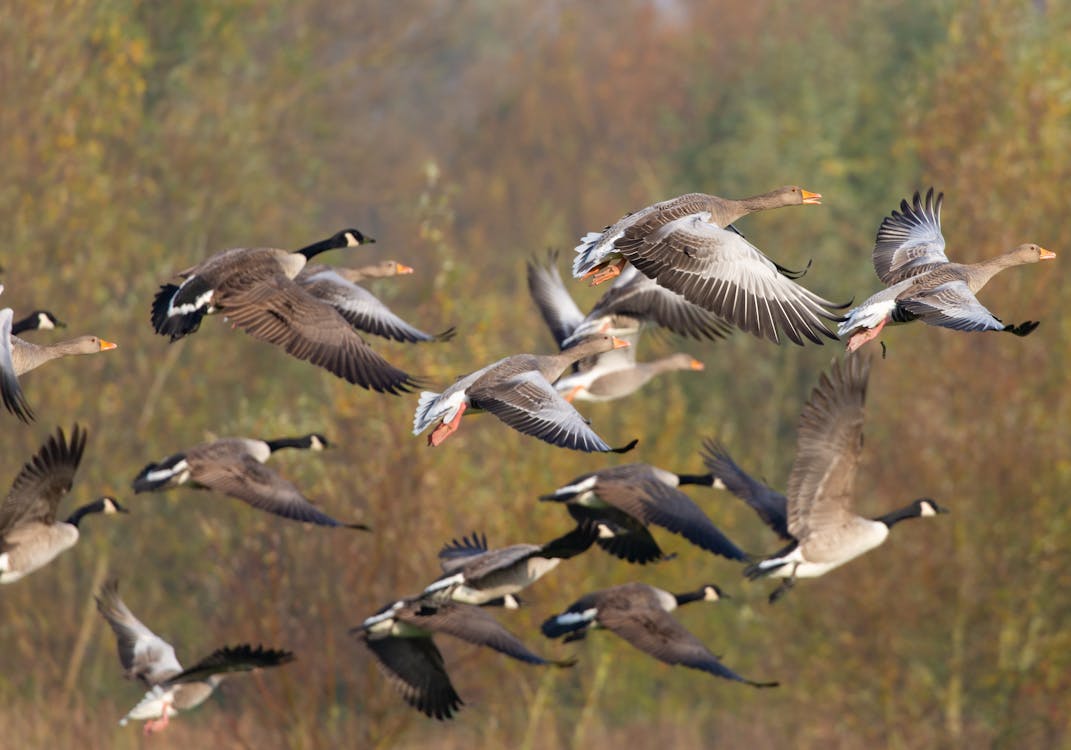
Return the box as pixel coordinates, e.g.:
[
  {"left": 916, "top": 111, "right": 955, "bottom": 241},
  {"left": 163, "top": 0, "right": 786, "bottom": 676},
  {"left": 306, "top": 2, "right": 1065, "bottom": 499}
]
[
  {"left": 581, "top": 258, "right": 626, "bottom": 286},
  {"left": 846, "top": 318, "right": 887, "bottom": 353},
  {"left": 143, "top": 712, "right": 171, "bottom": 735},
  {"left": 428, "top": 403, "right": 468, "bottom": 446}
]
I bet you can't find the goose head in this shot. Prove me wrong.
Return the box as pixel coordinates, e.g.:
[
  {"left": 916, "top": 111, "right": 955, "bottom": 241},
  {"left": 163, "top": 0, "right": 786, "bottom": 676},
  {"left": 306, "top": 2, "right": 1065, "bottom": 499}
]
[
  {"left": 1009, "top": 243, "right": 1055, "bottom": 264},
  {"left": 336, "top": 228, "right": 375, "bottom": 248}
]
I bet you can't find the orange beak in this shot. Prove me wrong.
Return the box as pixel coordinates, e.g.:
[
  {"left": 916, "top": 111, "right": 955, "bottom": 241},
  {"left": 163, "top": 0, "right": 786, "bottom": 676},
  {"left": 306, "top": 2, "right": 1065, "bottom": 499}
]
[
  {"left": 610, "top": 336, "right": 631, "bottom": 349},
  {"left": 690, "top": 359, "right": 705, "bottom": 371},
  {"left": 100, "top": 339, "right": 118, "bottom": 351},
  {"left": 395, "top": 263, "right": 415, "bottom": 274},
  {"left": 801, "top": 189, "right": 822, "bottom": 205},
  {"left": 1040, "top": 247, "right": 1056, "bottom": 260}
]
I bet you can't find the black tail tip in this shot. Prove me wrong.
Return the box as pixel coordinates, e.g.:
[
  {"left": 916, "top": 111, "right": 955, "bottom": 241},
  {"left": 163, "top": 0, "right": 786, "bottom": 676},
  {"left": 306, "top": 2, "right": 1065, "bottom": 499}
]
[
  {"left": 150, "top": 284, "right": 204, "bottom": 341},
  {"left": 609, "top": 438, "right": 639, "bottom": 454}
]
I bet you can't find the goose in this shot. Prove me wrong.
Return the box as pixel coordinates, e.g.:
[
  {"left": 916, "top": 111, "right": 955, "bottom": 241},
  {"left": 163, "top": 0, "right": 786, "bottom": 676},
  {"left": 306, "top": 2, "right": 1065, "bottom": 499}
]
[
  {"left": 354, "top": 598, "right": 575, "bottom": 720},
  {"left": 421, "top": 525, "right": 599, "bottom": 606},
  {"left": 296, "top": 261, "right": 455, "bottom": 343},
  {"left": 0, "top": 300, "right": 116, "bottom": 422},
  {"left": 11, "top": 310, "right": 65, "bottom": 334},
  {"left": 556, "top": 352, "right": 706, "bottom": 403},
  {"left": 701, "top": 356, "right": 948, "bottom": 603},
  {"left": 95, "top": 579, "right": 294, "bottom": 734},
  {"left": 132, "top": 433, "right": 369, "bottom": 529},
  {"left": 839, "top": 189, "right": 1055, "bottom": 351},
  {"left": 538, "top": 463, "right": 747, "bottom": 564},
  {"left": 0, "top": 425, "right": 128, "bottom": 583},
  {"left": 150, "top": 229, "right": 419, "bottom": 394},
  {"left": 541, "top": 582, "right": 777, "bottom": 688},
  {"left": 412, "top": 334, "right": 640, "bottom": 452}
]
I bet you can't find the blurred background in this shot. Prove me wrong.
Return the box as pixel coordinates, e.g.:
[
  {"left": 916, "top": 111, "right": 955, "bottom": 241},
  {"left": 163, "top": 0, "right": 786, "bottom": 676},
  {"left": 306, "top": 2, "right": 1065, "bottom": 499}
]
[{"left": 1, "top": 1, "right": 1068, "bottom": 747}]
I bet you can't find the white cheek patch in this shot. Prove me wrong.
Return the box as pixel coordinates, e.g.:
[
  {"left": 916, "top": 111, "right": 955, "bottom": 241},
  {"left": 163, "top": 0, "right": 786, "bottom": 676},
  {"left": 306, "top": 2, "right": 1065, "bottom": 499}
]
[{"left": 920, "top": 502, "right": 937, "bottom": 517}]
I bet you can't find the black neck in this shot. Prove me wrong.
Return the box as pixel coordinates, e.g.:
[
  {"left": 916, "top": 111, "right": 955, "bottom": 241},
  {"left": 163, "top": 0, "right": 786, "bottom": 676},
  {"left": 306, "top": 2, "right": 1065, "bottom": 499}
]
[
  {"left": 65, "top": 500, "right": 105, "bottom": 527},
  {"left": 296, "top": 236, "right": 343, "bottom": 260},
  {"left": 674, "top": 589, "right": 706, "bottom": 606},
  {"left": 676, "top": 473, "right": 715, "bottom": 487},
  {"left": 874, "top": 503, "right": 922, "bottom": 528},
  {"left": 265, "top": 436, "right": 310, "bottom": 452}
]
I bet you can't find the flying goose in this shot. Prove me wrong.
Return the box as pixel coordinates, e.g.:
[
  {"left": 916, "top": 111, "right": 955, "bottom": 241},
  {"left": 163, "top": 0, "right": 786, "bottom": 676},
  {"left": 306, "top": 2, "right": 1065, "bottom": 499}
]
[
  {"left": 95, "top": 580, "right": 294, "bottom": 734},
  {"left": 132, "top": 433, "right": 369, "bottom": 529},
  {"left": 0, "top": 425, "right": 128, "bottom": 583},
  {"left": 556, "top": 351, "right": 706, "bottom": 403},
  {"left": 12, "top": 310, "right": 65, "bottom": 335},
  {"left": 355, "top": 598, "right": 575, "bottom": 720},
  {"left": 150, "top": 229, "right": 420, "bottom": 394},
  {"left": 839, "top": 189, "right": 1055, "bottom": 351},
  {"left": 538, "top": 463, "right": 748, "bottom": 564},
  {"left": 541, "top": 582, "right": 777, "bottom": 688},
  {"left": 421, "top": 525, "right": 599, "bottom": 606},
  {"left": 412, "top": 335, "right": 640, "bottom": 452},
  {"left": 702, "top": 356, "right": 948, "bottom": 603},
  {"left": 0, "top": 295, "right": 116, "bottom": 423},
  {"left": 296, "top": 261, "right": 455, "bottom": 343}
]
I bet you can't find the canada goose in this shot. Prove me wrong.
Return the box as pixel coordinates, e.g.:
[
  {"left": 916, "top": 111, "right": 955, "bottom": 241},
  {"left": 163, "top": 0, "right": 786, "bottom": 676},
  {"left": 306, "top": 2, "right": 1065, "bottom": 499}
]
[
  {"left": 541, "top": 582, "right": 777, "bottom": 688},
  {"left": 355, "top": 598, "right": 575, "bottom": 720},
  {"left": 539, "top": 463, "right": 747, "bottom": 564},
  {"left": 0, "top": 425, "right": 128, "bottom": 583},
  {"left": 150, "top": 229, "right": 420, "bottom": 394},
  {"left": 839, "top": 189, "right": 1055, "bottom": 351},
  {"left": 702, "top": 356, "right": 948, "bottom": 603},
  {"left": 421, "top": 525, "right": 599, "bottom": 606},
  {"left": 412, "top": 335, "right": 640, "bottom": 452},
  {"left": 0, "top": 303, "right": 116, "bottom": 422},
  {"left": 11, "top": 310, "right": 65, "bottom": 334},
  {"left": 296, "top": 262, "right": 455, "bottom": 343},
  {"left": 132, "top": 434, "right": 369, "bottom": 529},
  {"left": 95, "top": 580, "right": 294, "bottom": 734}
]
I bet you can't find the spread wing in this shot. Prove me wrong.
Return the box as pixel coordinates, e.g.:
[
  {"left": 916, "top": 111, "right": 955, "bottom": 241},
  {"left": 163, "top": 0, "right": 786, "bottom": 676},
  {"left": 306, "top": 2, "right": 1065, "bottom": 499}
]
[
  {"left": 162, "top": 644, "right": 294, "bottom": 686},
  {"left": 872, "top": 188, "right": 950, "bottom": 285},
  {"left": 360, "top": 635, "right": 463, "bottom": 720},
  {"left": 0, "top": 309, "right": 32, "bottom": 422},
  {"left": 786, "top": 356, "right": 871, "bottom": 541},
  {"left": 527, "top": 251, "right": 586, "bottom": 347},
  {"left": 95, "top": 580, "right": 183, "bottom": 687},
  {"left": 701, "top": 439, "right": 791, "bottom": 540},
  {"left": 0, "top": 424, "right": 86, "bottom": 535},
  {"left": 401, "top": 603, "right": 564, "bottom": 666},
  {"left": 897, "top": 280, "right": 1004, "bottom": 332}
]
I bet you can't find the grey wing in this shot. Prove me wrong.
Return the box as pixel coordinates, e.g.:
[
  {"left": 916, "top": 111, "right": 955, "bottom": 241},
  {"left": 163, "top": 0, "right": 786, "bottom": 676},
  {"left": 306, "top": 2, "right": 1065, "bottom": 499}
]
[
  {"left": 0, "top": 310, "right": 32, "bottom": 422},
  {"left": 786, "top": 356, "right": 871, "bottom": 541},
  {"left": 617, "top": 215, "right": 842, "bottom": 345},
  {"left": 472, "top": 371, "right": 616, "bottom": 452},
  {"left": 457, "top": 545, "right": 541, "bottom": 581},
  {"left": 873, "top": 189, "right": 950, "bottom": 285},
  {"left": 95, "top": 580, "right": 182, "bottom": 687},
  {"left": 437, "top": 531, "right": 490, "bottom": 573},
  {"left": 189, "top": 454, "right": 352, "bottom": 527},
  {"left": 403, "top": 603, "right": 560, "bottom": 665},
  {"left": 597, "top": 604, "right": 775, "bottom": 687},
  {"left": 584, "top": 265, "right": 733, "bottom": 341},
  {"left": 0, "top": 425, "right": 86, "bottom": 535},
  {"left": 700, "top": 439, "right": 791, "bottom": 540},
  {"left": 218, "top": 277, "right": 419, "bottom": 394},
  {"left": 299, "top": 270, "right": 449, "bottom": 343},
  {"left": 597, "top": 475, "right": 748, "bottom": 561},
  {"left": 527, "top": 251, "right": 586, "bottom": 347},
  {"left": 361, "top": 635, "right": 463, "bottom": 720},
  {"left": 898, "top": 280, "right": 1005, "bottom": 332}
]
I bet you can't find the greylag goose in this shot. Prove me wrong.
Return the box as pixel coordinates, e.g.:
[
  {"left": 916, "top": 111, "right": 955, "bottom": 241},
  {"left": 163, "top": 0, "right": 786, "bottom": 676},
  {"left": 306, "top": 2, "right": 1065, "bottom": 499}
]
[
  {"left": 0, "top": 425, "right": 128, "bottom": 583},
  {"left": 132, "top": 434, "right": 369, "bottom": 529},
  {"left": 412, "top": 334, "right": 639, "bottom": 452},
  {"left": 421, "top": 525, "right": 599, "bottom": 606},
  {"left": 96, "top": 580, "right": 294, "bottom": 734},
  {"left": 12, "top": 310, "right": 65, "bottom": 335},
  {"left": 541, "top": 582, "right": 777, "bottom": 688},
  {"left": 556, "top": 351, "right": 705, "bottom": 403},
  {"left": 702, "top": 356, "right": 948, "bottom": 603},
  {"left": 296, "top": 261, "right": 455, "bottom": 343},
  {"left": 355, "top": 598, "right": 575, "bottom": 720},
  {"left": 150, "top": 229, "right": 419, "bottom": 394},
  {"left": 539, "top": 463, "right": 747, "bottom": 564},
  {"left": 839, "top": 189, "right": 1055, "bottom": 351}
]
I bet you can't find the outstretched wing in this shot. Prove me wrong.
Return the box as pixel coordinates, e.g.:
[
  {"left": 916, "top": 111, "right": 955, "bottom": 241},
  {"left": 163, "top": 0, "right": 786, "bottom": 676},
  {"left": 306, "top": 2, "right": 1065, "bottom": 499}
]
[
  {"left": 0, "top": 424, "right": 86, "bottom": 534},
  {"left": 872, "top": 188, "right": 949, "bottom": 285}
]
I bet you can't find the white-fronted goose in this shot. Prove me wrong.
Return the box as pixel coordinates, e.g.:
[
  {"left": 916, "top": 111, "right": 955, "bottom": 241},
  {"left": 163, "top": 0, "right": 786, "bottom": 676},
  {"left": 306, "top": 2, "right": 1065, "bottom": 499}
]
[
  {"left": 0, "top": 425, "right": 128, "bottom": 583},
  {"left": 421, "top": 525, "right": 599, "bottom": 606},
  {"left": 150, "top": 229, "right": 419, "bottom": 394},
  {"left": 132, "top": 434, "right": 369, "bottom": 529},
  {"left": 355, "top": 598, "right": 575, "bottom": 720},
  {"left": 705, "top": 356, "right": 948, "bottom": 603},
  {"left": 539, "top": 463, "right": 747, "bottom": 564},
  {"left": 412, "top": 335, "right": 640, "bottom": 452},
  {"left": 12, "top": 310, "right": 65, "bottom": 335},
  {"left": 0, "top": 301, "right": 116, "bottom": 422},
  {"left": 541, "top": 582, "right": 777, "bottom": 688},
  {"left": 96, "top": 580, "right": 294, "bottom": 734},
  {"left": 296, "top": 261, "right": 455, "bottom": 343},
  {"left": 839, "top": 189, "right": 1055, "bottom": 351}
]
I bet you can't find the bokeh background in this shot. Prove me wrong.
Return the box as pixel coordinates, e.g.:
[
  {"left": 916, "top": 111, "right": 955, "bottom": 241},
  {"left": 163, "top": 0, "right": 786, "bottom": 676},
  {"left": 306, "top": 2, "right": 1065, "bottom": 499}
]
[{"left": 1, "top": 1, "right": 1069, "bottom": 747}]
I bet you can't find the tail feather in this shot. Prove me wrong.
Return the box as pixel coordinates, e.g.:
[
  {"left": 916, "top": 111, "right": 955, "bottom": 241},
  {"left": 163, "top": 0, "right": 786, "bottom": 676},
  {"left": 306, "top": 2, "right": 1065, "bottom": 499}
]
[
  {"left": 151, "top": 278, "right": 213, "bottom": 341},
  {"left": 132, "top": 454, "right": 188, "bottom": 493},
  {"left": 412, "top": 391, "right": 444, "bottom": 435},
  {"left": 540, "top": 609, "right": 595, "bottom": 640}
]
